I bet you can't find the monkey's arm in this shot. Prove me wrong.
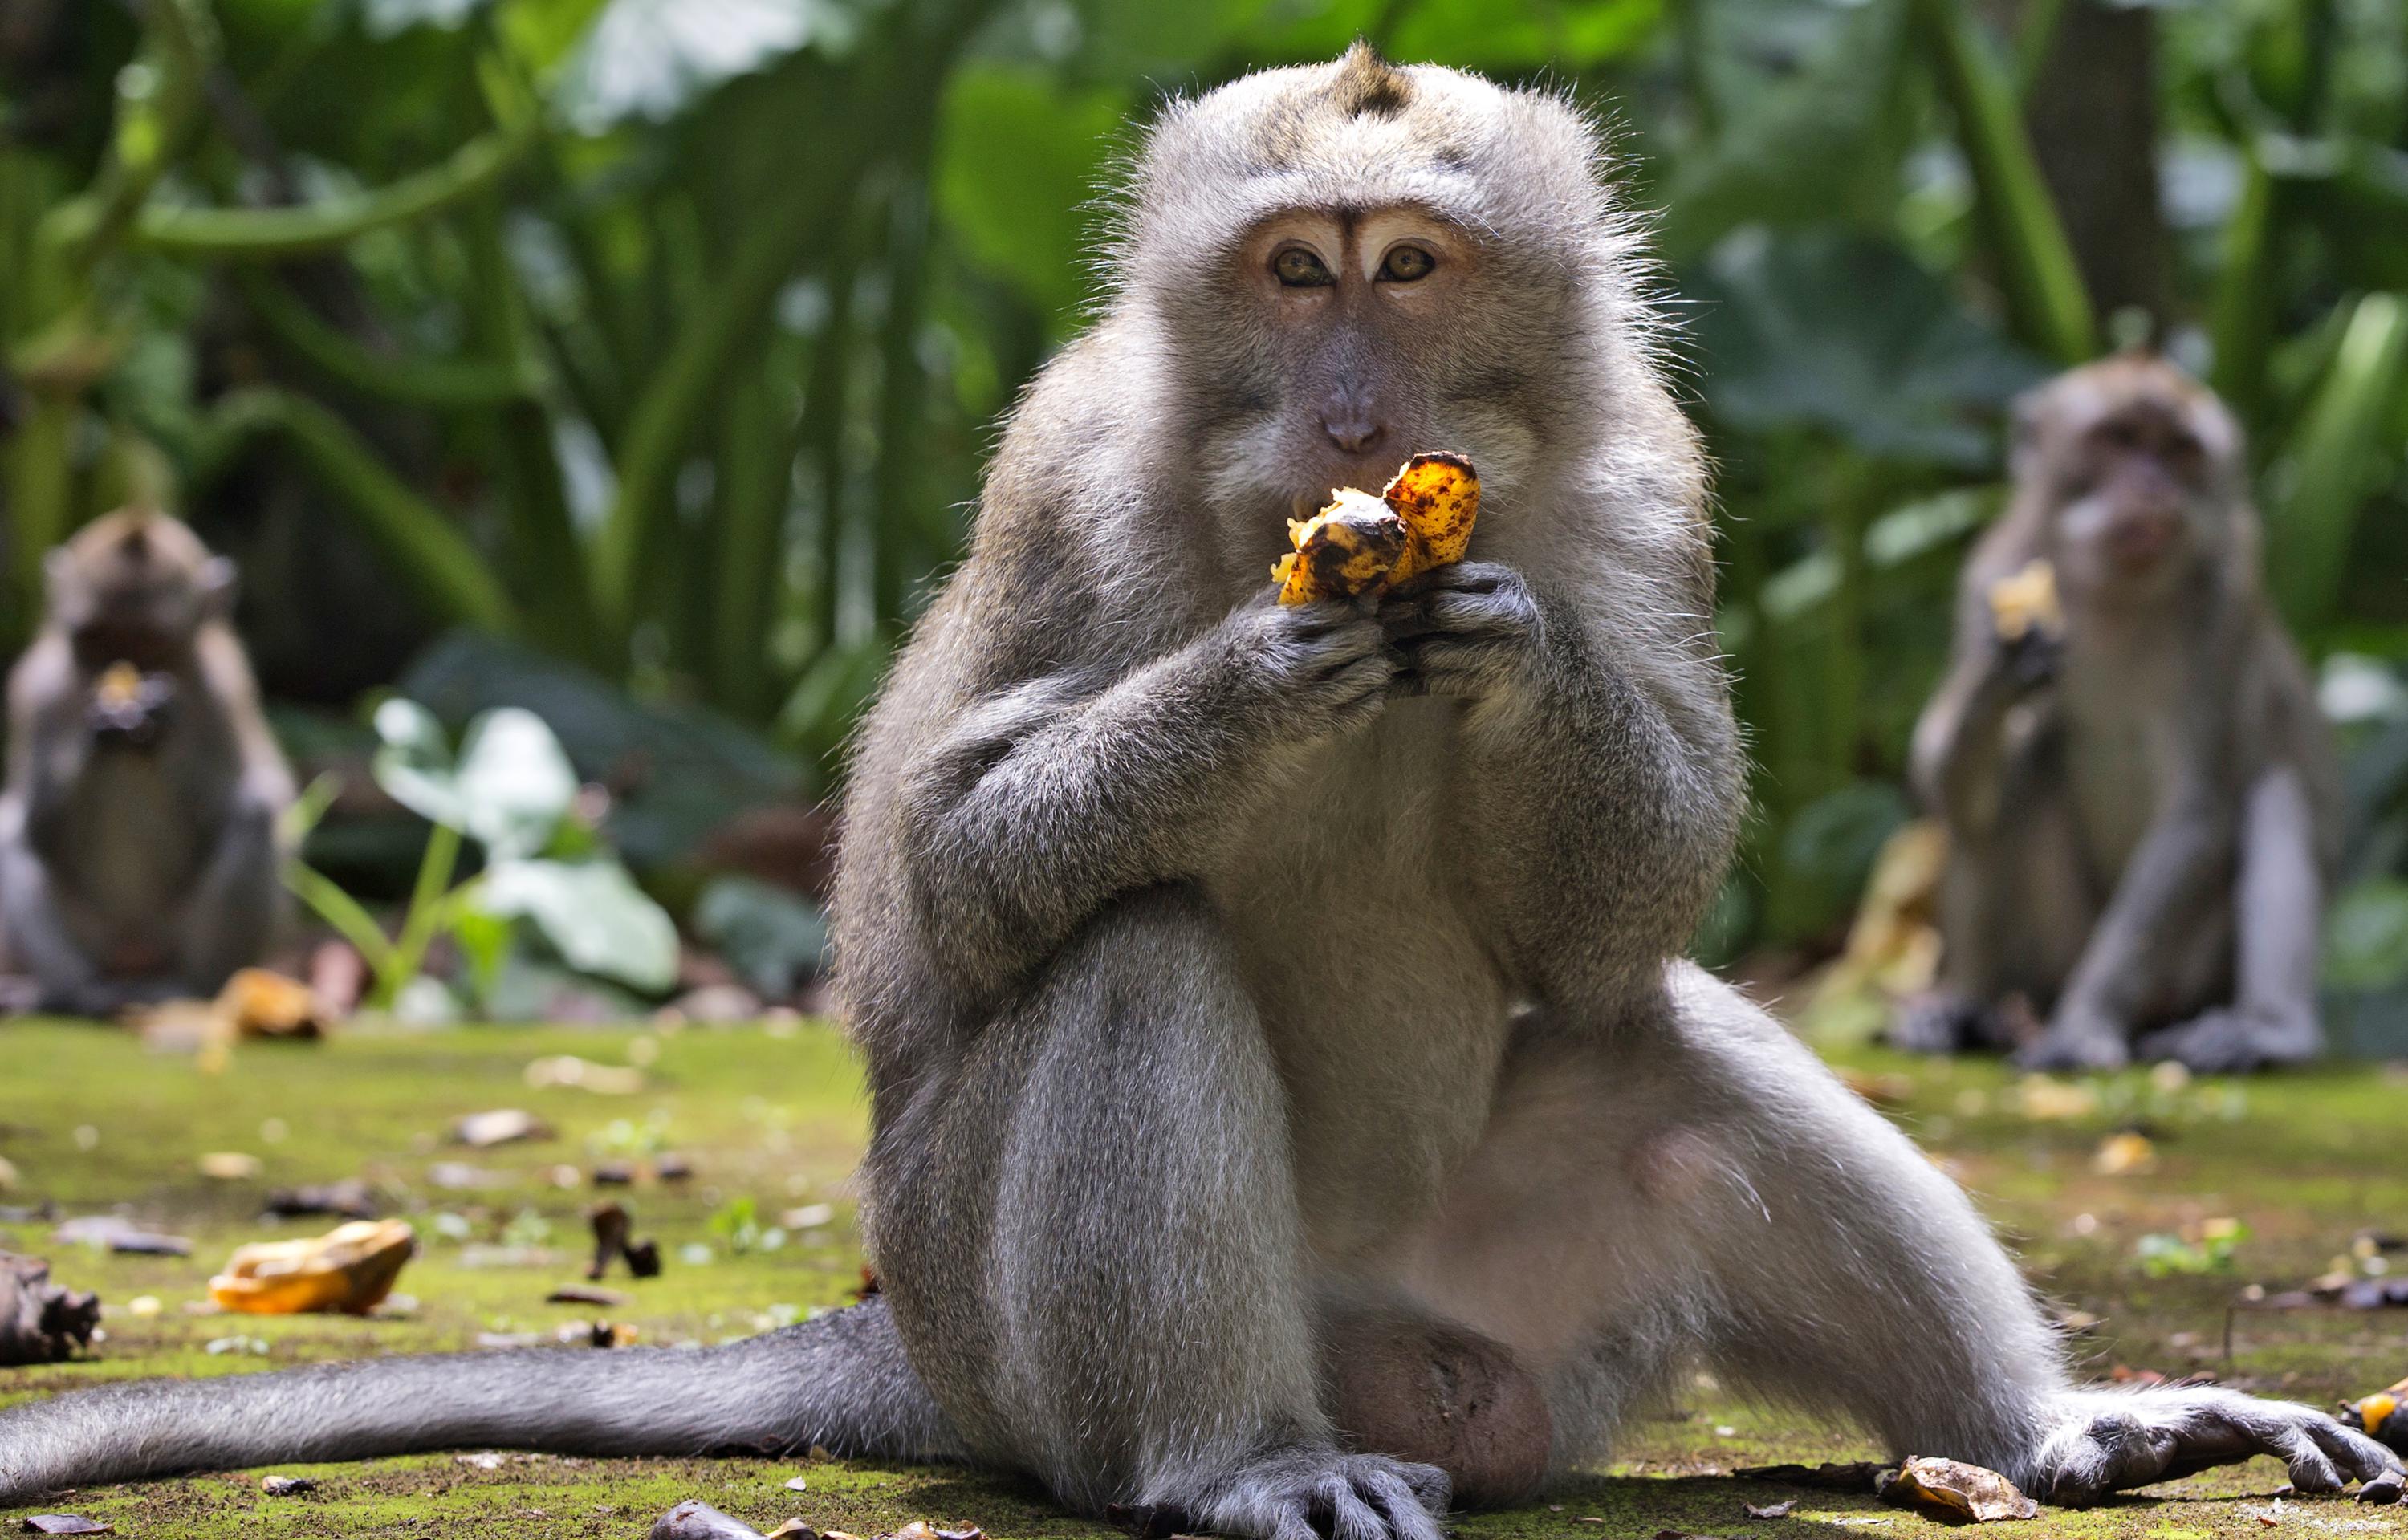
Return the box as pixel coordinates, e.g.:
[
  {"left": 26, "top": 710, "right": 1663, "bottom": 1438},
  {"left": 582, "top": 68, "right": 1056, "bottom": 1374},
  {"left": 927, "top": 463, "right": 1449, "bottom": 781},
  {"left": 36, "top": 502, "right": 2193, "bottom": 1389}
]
[
  {"left": 893, "top": 596, "right": 1390, "bottom": 996},
  {"left": 3, "top": 636, "right": 90, "bottom": 859},
  {"left": 1909, "top": 648, "right": 2048, "bottom": 834},
  {"left": 1385, "top": 561, "right": 1743, "bottom": 1000}
]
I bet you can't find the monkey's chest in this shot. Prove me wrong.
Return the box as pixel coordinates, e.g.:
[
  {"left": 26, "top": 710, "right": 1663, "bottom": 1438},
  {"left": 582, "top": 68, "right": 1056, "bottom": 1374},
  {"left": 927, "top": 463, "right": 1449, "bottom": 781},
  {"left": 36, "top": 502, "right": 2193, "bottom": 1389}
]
[
  {"left": 2061, "top": 667, "right": 2184, "bottom": 889},
  {"left": 63, "top": 751, "right": 211, "bottom": 930},
  {"left": 1206, "top": 699, "right": 1517, "bottom": 1260}
]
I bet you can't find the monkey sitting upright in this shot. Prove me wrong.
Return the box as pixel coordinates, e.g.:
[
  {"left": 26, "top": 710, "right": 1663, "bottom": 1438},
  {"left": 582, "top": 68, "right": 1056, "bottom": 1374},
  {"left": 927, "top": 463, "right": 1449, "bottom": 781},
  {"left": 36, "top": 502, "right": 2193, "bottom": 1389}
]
[
  {"left": 1900, "top": 354, "right": 2339, "bottom": 1073},
  {"left": 1, "top": 53, "right": 2394, "bottom": 1536},
  {"left": 0, "top": 509, "right": 294, "bottom": 1017}
]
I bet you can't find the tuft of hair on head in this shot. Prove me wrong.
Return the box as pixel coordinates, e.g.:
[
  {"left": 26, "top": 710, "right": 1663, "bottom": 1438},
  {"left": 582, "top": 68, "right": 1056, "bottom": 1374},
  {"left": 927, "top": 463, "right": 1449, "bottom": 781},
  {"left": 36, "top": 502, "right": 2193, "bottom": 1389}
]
[{"left": 1328, "top": 38, "right": 1412, "bottom": 118}]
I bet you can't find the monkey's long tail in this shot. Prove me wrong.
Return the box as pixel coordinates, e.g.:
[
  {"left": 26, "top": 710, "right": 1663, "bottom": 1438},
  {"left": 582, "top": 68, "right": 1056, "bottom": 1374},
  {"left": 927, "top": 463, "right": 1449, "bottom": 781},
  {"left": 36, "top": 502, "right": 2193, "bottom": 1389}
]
[{"left": 0, "top": 1298, "right": 961, "bottom": 1503}]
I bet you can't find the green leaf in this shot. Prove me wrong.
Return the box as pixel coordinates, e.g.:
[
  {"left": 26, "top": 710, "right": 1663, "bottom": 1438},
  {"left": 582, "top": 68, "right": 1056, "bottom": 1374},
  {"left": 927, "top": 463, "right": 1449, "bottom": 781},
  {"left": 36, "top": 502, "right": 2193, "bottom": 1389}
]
[
  {"left": 2325, "top": 878, "right": 2408, "bottom": 993},
  {"left": 934, "top": 67, "right": 1127, "bottom": 327},
  {"left": 1388, "top": 0, "right": 1665, "bottom": 73},
  {"left": 2266, "top": 291, "right": 2408, "bottom": 631},
  {"left": 452, "top": 707, "right": 580, "bottom": 859},
  {"left": 371, "top": 697, "right": 471, "bottom": 831},
  {"left": 477, "top": 857, "right": 679, "bottom": 993},
  {"left": 1685, "top": 228, "right": 2048, "bottom": 466}
]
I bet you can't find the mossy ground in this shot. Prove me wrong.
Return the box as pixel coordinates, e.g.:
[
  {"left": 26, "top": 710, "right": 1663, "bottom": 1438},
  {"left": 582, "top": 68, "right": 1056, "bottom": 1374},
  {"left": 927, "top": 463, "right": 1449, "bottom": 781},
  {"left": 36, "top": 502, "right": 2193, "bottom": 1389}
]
[{"left": 0, "top": 1018, "right": 2402, "bottom": 1539}]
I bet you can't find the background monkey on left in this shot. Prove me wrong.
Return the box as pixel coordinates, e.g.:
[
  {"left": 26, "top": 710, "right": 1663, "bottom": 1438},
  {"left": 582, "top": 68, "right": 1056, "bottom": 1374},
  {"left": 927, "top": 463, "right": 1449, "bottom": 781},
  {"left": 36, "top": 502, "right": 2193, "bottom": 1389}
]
[{"left": 0, "top": 509, "right": 295, "bottom": 1015}]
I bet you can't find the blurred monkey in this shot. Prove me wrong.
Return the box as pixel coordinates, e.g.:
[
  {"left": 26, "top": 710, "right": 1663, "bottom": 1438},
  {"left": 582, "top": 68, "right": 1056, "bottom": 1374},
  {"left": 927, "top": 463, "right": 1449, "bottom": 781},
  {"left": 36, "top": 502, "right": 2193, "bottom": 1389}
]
[
  {"left": 0, "top": 509, "right": 293, "bottom": 1015},
  {"left": 1903, "top": 354, "right": 2338, "bottom": 1072}
]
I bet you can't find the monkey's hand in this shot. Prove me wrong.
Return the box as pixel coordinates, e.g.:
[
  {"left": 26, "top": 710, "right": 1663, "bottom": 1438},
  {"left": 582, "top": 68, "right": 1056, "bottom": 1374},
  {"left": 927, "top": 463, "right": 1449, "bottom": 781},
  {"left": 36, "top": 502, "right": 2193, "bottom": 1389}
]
[
  {"left": 1997, "top": 624, "right": 2062, "bottom": 691},
  {"left": 1181, "top": 1446, "right": 1451, "bottom": 1540},
  {"left": 1379, "top": 561, "right": 1543, "bottom": 701},
  {"left": 1225, "top": 594, "right": 1397, "bottom": 739},
  {"left": 2034, "top": 1388, "right": 2400, "bottom": 1505}
]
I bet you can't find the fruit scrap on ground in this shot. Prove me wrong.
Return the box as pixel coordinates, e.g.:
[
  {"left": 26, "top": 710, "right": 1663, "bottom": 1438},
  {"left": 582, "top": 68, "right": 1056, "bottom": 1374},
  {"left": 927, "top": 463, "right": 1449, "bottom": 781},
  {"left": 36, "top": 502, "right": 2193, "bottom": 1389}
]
[
  {"left": 0, "top": 1251, "right": 101, "bottom": 1366},
  {"left": 1274, "top": 452, "right": 1479, "bottom": 605},
  {"left": 1878, "top": 1457, "right": 2038, "bottom": 1522},
  {"left": 2343, "top": 1374, "right": 2408, "bottom": 1453},
  {"left": 207, "top": 1217, "right": 416, "bottom": 1315}
]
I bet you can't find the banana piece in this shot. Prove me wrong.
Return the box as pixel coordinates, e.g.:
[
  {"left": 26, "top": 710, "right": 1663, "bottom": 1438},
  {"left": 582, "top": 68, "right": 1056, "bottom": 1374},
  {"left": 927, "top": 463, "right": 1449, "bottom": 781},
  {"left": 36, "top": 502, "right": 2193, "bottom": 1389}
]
[
  {"left": 1274, "top": 490, "right": 1408, "bottom": 605},
  {"left": 1273, "top": 453, "right": 1481, "bottom": 605},
  {"left": 1987, "top": 559, "right": 2063, "bottom": 644}
]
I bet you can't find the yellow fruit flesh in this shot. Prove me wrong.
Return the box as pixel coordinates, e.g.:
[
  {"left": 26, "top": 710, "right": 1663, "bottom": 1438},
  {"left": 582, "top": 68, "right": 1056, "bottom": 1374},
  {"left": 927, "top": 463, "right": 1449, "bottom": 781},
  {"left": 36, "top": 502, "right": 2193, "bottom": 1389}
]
[{"left": 1273, "top": 453, "right": 1480, "bottom": 604}]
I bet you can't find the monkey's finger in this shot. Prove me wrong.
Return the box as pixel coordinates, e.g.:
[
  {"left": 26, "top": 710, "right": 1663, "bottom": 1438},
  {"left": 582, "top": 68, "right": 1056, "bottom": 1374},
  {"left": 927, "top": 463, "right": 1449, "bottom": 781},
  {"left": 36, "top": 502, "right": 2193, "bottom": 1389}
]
[
  {"left": 2267, "top": 1424, "right": 2348, "bottom": 1494},
  {"left": 1266, "top": 1500, "right": 1319, "bottom": 1540},
  {"left": 1314, "top": 1473, "right": 1395, "bottom": 1540},
  {"left": 2308, "top": 1418, "right": 2401, "bottom": 1484},
  {"left": 1361, "top": 1465, "right": 1450, "bottom": 1539}
]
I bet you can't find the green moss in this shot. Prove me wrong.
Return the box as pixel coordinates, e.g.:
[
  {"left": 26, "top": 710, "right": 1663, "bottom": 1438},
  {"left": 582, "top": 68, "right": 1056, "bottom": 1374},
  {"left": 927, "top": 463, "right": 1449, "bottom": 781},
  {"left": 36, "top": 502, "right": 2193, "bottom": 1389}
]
[{"left": 1, "top": 1022, "right": 2402, "bottom": 1538}]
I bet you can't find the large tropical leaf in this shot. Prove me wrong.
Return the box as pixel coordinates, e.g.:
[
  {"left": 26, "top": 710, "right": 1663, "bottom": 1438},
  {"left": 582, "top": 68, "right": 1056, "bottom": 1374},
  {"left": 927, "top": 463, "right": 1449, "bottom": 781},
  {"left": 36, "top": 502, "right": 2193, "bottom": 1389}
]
[{"left": 1683, "top": 226, "right": 2048, "bottom": 466}]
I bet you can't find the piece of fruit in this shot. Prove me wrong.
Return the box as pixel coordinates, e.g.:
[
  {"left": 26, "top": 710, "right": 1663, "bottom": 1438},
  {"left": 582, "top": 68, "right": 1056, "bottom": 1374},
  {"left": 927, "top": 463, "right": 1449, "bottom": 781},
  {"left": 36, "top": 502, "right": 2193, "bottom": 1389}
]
[
  {"left": 208, "top": 1218, "right": 416, "bottom": 1315},
  {"left": 1987, "top": 559, "right": 2063, "bottom": 644},
  {"left": 2343, "top": 1375, "right": 2408, "bottom": 1453},
  {"left": 1273, "top": 453, "right": 1481, "bottom": 605},
  {"left": 1274, "top": 490, "right": 1408, "bottom": 604},
  {"left": 1382, "top": 451, "right": 1480, "bottom": 583}
]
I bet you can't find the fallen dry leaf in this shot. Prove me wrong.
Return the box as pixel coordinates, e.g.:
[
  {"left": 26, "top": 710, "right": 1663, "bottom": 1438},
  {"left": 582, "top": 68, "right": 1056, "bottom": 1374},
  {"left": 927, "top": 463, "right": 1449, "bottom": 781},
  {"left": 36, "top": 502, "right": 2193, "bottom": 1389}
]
[
  {"left": 0, "top": 1252, "right": 100, "bottom": 1366},
  {"left": 209, "top": 1218, "right": 415, "bottom": 1315},
  {"left": 1745, "top": 1501, "right": 1798, "bottom": 1519},
  {"left": 200, "top": 1151, "right": 263, "bottom": 1180},
  {"left": 2015, "top": 1076, "right": 2098, "bottom": 1122},
  {"left": 22, "top": 1518, "right": 111, "bottom": 1534},
  {"left": 651, "top": 1501, "right": 770, "bottom": 1539},
  {"left": 51, "top": 1216, "right": 190, "bottom": 1255},
  {"left": 889, "top": 1524, "right": 984, "bottom": 1540},
  {"left": 1880, "top": 1457, "right": 2038, "bottom": 1522},
  {"left": 263, "top": 1180, "right": 377, "bottom": 1220},
  {"left": 2091, "top": 1131, "right": 2156, "bottom": 1176},
  {"left": 1737, "top": 1462, "right": 1889, "bottom": 1493},
  {"left": 261, "top": 1475, "right": 318, "bottom": 1496},
  {"left": 763, "top": 1524, "right": 818, "bottom": 1539},
  {"left": 0, "top": 1155, "right": 18, "bottom": 1192},
  {"left": 523, "top": 1054, "right": 645, "bottom": 1095},
  {"left": 452, "top": 1108, "right": 552, "bottom": 1148}
]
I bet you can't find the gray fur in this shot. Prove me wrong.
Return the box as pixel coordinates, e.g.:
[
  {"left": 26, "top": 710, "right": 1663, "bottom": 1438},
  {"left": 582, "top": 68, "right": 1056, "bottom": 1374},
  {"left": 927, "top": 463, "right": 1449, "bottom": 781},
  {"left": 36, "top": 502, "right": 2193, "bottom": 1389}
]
[{"left": 2, "top": 55, "right": 2394, "bottom": 1529}]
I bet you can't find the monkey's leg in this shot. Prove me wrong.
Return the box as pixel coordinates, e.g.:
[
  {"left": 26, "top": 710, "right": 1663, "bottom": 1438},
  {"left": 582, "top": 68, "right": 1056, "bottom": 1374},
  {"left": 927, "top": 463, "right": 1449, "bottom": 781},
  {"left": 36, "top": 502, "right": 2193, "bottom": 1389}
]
[
  {"left": 173, "top": 790, "right": 282, "bottom": 993},
  {"left": 2135, "top": 766, "right": 2325, "bottom": 1072},
  {"left": 0, "top": 1296, "right": 956, "bottom": 1503},
  {"left": 0, "top": 828, "right": 116, "bottom": 1018},
  {"left": 1389, "top": 965, "right": 2394, "bottom": 1501},
  {"left": 865, "top": 884, "right": 1450, "bottom": 1540}
]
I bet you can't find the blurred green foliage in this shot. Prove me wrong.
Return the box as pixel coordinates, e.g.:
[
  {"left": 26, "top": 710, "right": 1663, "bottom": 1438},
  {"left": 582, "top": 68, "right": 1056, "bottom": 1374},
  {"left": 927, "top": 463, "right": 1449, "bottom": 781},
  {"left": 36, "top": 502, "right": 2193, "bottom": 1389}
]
[{"left": 2, "top": 0, "right": 2406, "bottom": 1028}]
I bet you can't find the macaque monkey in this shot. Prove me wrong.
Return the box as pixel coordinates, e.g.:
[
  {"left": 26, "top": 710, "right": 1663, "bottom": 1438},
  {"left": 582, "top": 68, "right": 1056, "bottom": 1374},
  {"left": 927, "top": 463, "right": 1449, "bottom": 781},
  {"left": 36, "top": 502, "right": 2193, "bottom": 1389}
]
[
  {"left": 1901, "top": 355, "right": 2339, "bottom": 1074},
  {"left": 0, "top": 509, "right": 293, "bottom": 1016},
  {"left": 1, "top": 51, "right": 2393, "bottom": 1534}
]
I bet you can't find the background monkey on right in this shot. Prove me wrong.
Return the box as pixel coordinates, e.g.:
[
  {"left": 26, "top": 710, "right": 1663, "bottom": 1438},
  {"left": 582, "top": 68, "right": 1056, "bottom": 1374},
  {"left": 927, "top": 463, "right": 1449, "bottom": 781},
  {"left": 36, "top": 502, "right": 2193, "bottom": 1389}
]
[{"left": 1902, "top": 353, "right": 2339, "bottom": 1073}]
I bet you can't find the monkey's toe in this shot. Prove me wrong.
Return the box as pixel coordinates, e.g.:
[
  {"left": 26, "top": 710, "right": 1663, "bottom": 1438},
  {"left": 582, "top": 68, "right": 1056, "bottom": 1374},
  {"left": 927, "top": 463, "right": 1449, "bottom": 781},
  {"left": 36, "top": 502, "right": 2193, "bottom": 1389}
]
[{"left": 1190, "top": 1449, "right": 1450, "bottom": 1540}]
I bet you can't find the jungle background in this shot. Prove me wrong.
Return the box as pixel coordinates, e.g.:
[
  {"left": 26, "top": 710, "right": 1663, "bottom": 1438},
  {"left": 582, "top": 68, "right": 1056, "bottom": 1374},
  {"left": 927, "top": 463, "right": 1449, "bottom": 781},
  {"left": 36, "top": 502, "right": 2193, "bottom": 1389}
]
[{"left": 3, "top": 0, "right": 2408, "bottom": 1033}]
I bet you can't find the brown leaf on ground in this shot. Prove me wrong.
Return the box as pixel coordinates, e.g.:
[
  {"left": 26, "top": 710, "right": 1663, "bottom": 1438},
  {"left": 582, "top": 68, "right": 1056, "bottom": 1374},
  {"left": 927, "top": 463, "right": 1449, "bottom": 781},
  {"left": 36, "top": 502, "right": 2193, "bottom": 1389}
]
[
  {"left": 0, "top": 1252, "right": 100, "bottom": 1365},
  {"left": 208, "top": 1218, "right": 416, "bottom": 1314},
  {"left": 1745, "top": 1501, "right": 1798, "bottom": 1518},
  {"left": 452, "top": 1108, "right": 553, "bottom": 1148},
  {"left": 1879, "top": 1457, "right": 2039, "bottom": 1522},
  {"left": 547, "top": 1282, "right": 631, "bottom": 1307},
  {"left": 651, "top": 1501, "right": 768, "bottom": 1538},
  {"left": 261, "top": 1475, "right": 319, "bottom": 1495},
  {"left": 1737, "top": 1462, "right": 1890, "bottom": 1493},
  {"left": 263, "top": 1179, "right": 378, "bottom": 1220}
]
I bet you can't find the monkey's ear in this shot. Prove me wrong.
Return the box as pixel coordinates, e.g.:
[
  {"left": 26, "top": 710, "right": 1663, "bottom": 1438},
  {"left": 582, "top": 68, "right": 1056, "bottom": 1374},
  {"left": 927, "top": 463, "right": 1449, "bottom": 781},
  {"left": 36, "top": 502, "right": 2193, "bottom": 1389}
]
[{"left": 200, "top": 555, "right": 239, "bottom": 618}]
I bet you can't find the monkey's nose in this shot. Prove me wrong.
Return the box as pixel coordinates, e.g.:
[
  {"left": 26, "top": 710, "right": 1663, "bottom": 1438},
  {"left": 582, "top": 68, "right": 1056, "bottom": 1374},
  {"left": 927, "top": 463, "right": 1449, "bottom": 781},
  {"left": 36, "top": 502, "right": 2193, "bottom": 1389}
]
[{"left": 1323, "top": 414, "right": 1385, "bottom": 454}]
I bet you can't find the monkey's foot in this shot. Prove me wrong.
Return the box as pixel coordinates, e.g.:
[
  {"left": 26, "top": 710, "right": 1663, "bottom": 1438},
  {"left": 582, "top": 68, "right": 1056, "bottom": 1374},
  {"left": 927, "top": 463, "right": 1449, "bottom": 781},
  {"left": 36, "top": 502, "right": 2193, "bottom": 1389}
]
[
  {"left": 2012, "top": 1022, "right": 2130, "bottom": 1073},
  {"left": 2135, "top": 1009, "right": 2320, "bottom": 1075},
  {"left": 2033, "top": 1388, "right": 2400, "bottom": 1505},
  {"left": 1887, "top": 993, "right": 1989, "bottom": 1055},
  {"left": 1182, "top": 1447, "right": 1450, "bottom": 1540}
]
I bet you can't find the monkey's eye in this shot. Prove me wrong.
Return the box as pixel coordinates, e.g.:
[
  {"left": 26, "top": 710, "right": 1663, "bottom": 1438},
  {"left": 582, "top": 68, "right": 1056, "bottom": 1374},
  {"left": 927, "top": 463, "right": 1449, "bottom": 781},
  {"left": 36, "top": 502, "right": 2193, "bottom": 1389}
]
[
  {"left": 1380, "top": 245, "right": 1436, "bottom": 282},
  {"left": 1273, "top": 247, "right": 1334, "bottom": 287}
]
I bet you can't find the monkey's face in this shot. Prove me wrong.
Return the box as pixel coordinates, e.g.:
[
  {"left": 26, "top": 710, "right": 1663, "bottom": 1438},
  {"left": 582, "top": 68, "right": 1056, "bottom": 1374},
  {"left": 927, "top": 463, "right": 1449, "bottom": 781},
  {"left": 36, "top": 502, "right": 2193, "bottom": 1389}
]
[
  {"left": 1184, "top": 204, "right": 1552, "bottom": 531},
  {"left": 46, "top": 514, "right": 232, "bottom": 672},
  {"left": 2025, "top": 364, "right": 2243, "bottom": 607}
]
